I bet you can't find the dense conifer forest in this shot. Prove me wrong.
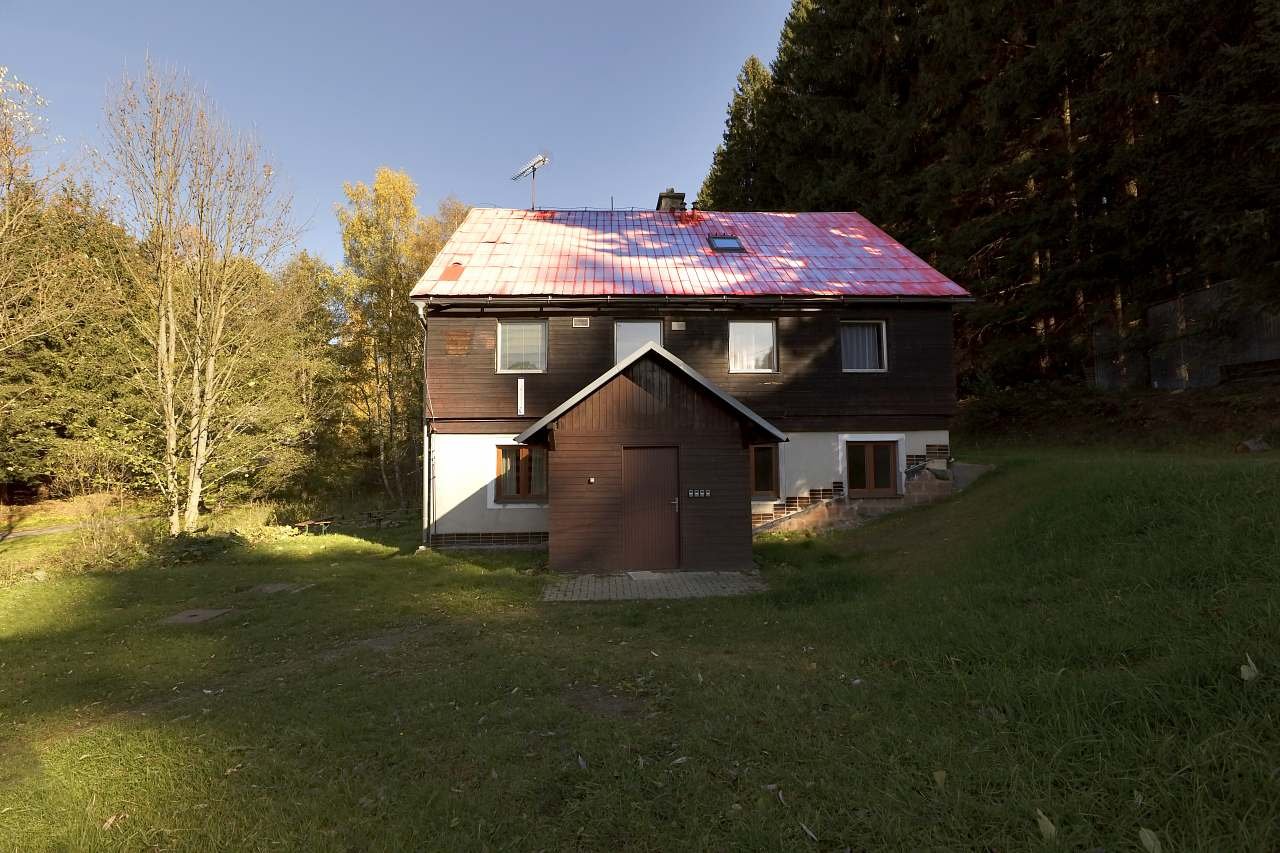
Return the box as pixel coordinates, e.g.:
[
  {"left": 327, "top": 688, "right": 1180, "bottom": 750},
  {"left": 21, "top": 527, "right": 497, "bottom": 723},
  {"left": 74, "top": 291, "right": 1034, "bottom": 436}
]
[{"left": 699, "top": 1, "right": 1280, "bottom": 387}]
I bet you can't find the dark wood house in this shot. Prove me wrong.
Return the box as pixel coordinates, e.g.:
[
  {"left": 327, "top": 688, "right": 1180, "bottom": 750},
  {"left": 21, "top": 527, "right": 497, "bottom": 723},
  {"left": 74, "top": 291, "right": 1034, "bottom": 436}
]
[
  {"left": 516, "top": 343, "right": 786, "bottom": 572},
  {"left": 409, "top": 198, "right": 970, "bottom": 572}
]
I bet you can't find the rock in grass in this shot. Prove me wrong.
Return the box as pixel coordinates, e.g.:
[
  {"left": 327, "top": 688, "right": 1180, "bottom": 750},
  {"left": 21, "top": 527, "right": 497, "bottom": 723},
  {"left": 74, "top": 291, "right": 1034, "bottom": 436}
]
[{"left": 1235, "top": 437, "right": 1271, "bottom": 453}]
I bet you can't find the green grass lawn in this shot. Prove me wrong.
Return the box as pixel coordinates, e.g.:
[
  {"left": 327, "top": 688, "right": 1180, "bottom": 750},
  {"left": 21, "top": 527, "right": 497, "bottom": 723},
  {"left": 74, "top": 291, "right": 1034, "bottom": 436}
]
[{"left": 2, "top": 450, "right": 1277, "bottom": 850}]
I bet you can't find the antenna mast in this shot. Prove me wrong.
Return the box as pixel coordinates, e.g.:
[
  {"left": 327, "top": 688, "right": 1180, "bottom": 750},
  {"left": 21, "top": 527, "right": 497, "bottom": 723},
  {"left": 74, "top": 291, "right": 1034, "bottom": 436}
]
[{"left": 512, "top": 153, "right": 551, "bottom": 210}]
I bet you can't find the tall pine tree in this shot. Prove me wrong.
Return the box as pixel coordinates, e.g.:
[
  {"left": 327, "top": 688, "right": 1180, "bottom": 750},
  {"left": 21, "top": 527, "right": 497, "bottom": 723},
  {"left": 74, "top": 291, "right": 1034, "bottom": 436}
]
[{"left": 698, "top": 56, "right": 775, "bottom": 210}]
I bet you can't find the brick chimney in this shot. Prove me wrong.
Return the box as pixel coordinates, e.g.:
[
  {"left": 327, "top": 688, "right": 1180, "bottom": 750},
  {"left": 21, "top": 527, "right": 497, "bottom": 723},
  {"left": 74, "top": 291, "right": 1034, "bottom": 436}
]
[{"left": 656, "top": 188, "right": 686, "bottom": 211}]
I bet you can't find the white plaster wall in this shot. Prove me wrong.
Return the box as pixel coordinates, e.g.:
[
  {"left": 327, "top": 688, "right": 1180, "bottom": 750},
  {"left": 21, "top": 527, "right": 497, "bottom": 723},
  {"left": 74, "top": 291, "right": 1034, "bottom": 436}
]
[
  {"left": 430, "top": 433, "right": 549, "bottom": 534},
  {"left": 760, "top": 430, "right": 951, "bottom": 505}
]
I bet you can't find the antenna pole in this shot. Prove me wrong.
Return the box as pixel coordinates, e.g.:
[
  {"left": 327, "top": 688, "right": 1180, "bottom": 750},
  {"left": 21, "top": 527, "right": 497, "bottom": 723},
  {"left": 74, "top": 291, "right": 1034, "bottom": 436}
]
[{"left": 531, "top": 166, "right": 536, "bottom": 210}]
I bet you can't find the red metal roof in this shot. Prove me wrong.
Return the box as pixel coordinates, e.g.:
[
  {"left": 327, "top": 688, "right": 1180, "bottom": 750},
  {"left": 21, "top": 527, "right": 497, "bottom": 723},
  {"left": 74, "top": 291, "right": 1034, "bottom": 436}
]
[{"left": 410, "top": 208, "right": 969, "bottom": 300}]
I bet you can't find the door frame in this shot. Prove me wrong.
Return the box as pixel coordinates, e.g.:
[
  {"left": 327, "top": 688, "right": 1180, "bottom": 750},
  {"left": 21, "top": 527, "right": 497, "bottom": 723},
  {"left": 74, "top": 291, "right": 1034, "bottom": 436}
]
[
  {"left": 621, "top": 444, "right": 681, "bottom": 570},
  {"left": 836, "top": 433, "right": 906, "bottom": 496}
]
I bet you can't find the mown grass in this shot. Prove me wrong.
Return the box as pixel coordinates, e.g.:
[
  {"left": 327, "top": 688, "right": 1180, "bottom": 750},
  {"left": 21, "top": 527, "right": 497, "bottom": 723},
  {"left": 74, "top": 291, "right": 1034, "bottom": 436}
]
[{"left": 1, "top": 449, "right": 1277, "bottom": 851}]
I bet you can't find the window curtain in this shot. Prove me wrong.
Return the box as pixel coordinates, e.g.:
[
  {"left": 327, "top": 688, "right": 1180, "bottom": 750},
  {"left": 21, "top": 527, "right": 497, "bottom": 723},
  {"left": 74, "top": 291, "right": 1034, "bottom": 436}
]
[
  {"left": 530, "top": 447, "right": 547, "bottom": 494},
  {"left": 841, "top": 323, "right": 884, "bottom": 370},
  {"left": 730, "top": 322, "right": 776, "bottom": 371},
  {"left": 500, "top": 322, "right": 545, "bottom": 371},
  {"left": 499, "top": 448, "right": 519, "bottom": 497}
]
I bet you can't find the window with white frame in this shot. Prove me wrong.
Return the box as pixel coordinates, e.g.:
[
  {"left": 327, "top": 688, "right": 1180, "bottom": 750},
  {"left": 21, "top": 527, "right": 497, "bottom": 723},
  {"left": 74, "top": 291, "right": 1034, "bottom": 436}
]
[
  {"left": 496, "top": 321, "right": 547, "bottom": 373},
  {"left": 840, "top": 321, "right": 887, "bottom": 371},
  {"left": 728, "top": 321, "right": 777, "bottom": 373},
  {"left": 614, "top": 320, "right": 663, "bottom": 362},
  {"left": 495, "top": 445, "right": 548, "bottom": 502}
]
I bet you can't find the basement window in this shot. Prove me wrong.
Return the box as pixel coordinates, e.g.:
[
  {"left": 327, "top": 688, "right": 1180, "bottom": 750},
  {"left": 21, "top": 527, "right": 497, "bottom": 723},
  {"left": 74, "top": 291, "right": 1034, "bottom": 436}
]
[
  {"left": 749, "top": 445, "right": 779, "bottom": 499},
  {"left": 495, "top": 446, "right": 548, "bottom": 502},
  {"left": 708, "top": 234, "right": 745, "bottom": 252}
]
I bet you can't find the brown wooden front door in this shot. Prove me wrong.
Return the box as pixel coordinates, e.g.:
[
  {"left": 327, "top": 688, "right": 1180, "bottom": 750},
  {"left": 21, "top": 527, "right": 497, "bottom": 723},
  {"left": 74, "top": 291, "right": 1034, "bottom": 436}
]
[
  {"left": 622, "top": 446, "right": 680, "bottom": 570},
  {"left": 846, "top": 441, "right": 898, "bottom": 496}
]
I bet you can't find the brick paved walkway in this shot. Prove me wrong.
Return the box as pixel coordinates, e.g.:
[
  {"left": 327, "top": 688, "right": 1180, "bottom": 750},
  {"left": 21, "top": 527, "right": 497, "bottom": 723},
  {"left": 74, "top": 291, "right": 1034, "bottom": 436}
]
[{"left": 542, "top": 570, "right": 767, "bottom": 602}]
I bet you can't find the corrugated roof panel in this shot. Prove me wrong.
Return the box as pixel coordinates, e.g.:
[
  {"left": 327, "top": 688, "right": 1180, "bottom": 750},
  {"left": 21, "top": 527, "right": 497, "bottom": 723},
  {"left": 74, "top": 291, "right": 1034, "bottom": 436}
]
[{"left": 411, "top": 209, "right": 968, "bottom": 300}]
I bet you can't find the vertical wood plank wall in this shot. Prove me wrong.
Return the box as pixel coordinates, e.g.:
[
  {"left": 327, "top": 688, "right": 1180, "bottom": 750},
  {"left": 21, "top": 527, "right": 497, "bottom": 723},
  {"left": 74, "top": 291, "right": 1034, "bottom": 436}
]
[{"left": 547, "top": 358, "right": 753, "bottom": 572}]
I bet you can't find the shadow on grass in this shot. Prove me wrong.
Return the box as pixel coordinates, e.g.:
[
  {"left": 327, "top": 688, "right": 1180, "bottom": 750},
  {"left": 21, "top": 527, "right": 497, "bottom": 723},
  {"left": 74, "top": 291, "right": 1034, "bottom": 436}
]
[{"left": 4, "top": 451, "right": 1280, "bottom": 850}]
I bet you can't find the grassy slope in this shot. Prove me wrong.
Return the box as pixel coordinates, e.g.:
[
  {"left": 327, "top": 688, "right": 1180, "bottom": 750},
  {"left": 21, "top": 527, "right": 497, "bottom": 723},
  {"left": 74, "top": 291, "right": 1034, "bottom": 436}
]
[
  {"left": 1, "top": 450, "right": 1277, "bottom": 851},
  {"left": 953, "top": 382, "right": 1280, "bottom": 451}
]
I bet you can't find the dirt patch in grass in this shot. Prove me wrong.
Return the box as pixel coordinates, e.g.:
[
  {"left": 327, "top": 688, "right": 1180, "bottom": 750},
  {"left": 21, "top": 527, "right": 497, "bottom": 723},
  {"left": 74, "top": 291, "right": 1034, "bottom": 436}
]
[{"left": 562, "top": 684, "right": 645, "bottom": 719}]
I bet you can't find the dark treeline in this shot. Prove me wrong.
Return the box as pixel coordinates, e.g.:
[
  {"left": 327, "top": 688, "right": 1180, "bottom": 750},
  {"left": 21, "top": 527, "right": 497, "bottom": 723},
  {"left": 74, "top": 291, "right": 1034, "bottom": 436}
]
[{"left": 699, "top": 0, "right": 1280, "bottom": 388}]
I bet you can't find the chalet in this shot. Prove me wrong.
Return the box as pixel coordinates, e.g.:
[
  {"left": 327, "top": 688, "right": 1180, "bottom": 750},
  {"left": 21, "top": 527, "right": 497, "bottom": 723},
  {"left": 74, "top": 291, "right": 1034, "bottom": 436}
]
[{"left": 408, "top": 192, "right": 971, "bottom": 572}]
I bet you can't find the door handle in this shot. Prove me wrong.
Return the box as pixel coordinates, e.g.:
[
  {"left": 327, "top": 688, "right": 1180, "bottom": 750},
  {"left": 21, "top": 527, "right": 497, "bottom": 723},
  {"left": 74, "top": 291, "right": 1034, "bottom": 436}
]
[{"left": 670, "top": 499, "right": 679, "bottom": 512}]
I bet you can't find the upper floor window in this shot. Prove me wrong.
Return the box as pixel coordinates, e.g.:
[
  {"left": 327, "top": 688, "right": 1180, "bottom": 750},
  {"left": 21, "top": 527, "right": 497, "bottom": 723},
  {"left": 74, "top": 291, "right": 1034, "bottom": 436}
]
[
  {"left": 841, "top": 321, "right": 887, "bottom": 372},
  {"left": 729, "top": 321, "right": 777, "bottom": 373},
  {"left": 496, "top": 320, "right": 547, "bottom": 373},
  {"left": 615, "top": 320, "right": 663, "bottom": 362}
]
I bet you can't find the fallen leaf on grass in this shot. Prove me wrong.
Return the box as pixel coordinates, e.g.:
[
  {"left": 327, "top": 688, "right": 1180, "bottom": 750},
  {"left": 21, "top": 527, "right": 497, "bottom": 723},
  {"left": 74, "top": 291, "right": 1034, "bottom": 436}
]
[
  {"left": 1240, "top": 654, "right": 1260, "bottom": 681},
  {"left": 101, "top": 813, "right": 127, "bottom": 830},
  {"left": 1035, "top": 809, "right": 1056, "bottom": 841},
  {"left": 225, "top": 763, "right": 243, "bottom": 776},
  {"left": 1139, "top": 827, "right": 1162, "bottom": 853},
  {"left": 799, "top": 821, "right": 818, "bottom": 842},
  {"left": 576, "top": 754, "right": 587, "bottom": 770},
  {"left": 670, "top": 756, "right": 689, "bottom": 766},
  {"left": 933, "top": 769, "right": 947, "bottom": 790}
]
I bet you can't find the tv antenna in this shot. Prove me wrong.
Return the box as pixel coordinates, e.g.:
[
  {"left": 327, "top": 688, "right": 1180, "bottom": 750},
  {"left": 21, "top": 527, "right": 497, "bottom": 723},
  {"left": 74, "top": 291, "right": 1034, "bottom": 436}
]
[{"left": 512, "top": 153, "right": 550, "bottom": 209}]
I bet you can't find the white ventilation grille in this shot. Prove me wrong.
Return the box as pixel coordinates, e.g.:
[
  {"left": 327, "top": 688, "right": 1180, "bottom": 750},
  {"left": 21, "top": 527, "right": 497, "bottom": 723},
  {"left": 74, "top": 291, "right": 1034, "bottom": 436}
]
[{"left": 571, "top": 317, "right": 590, "bottom": 328}]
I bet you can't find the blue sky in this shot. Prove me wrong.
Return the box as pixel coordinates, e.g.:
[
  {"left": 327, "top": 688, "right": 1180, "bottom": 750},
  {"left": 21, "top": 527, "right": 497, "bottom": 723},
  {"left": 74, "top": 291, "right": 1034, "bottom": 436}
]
[{"left": 5, "top": 0, "right": 791, "bottom": 264}]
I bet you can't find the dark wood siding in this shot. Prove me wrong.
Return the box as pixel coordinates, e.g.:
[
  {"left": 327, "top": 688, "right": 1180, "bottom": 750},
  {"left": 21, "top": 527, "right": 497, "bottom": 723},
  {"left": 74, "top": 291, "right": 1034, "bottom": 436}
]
[
  {"left": 547, "top": 357, "right": 753, "bottom": 572},
  {"left": 426, "top": 304, "right": 955, "bottom": 433}
]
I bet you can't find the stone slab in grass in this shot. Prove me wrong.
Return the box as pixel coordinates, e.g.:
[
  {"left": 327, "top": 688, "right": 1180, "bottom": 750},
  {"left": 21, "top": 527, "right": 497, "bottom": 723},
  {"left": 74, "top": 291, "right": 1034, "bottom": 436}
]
[
  {"left": 545, "top": 571, "right": 766, "bottom": 602},
  {"left": 251, "top": 582, "right": 306, "bottom": 595},
  {"left": 162, "top": 608, "right": 233, "bottom": 624}
]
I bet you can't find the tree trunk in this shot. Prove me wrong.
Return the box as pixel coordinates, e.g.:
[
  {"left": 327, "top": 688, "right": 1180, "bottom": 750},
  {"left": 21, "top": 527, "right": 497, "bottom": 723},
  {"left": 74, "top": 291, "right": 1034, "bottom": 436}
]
[{"left": 159, "top": 261, "right": 182, "bottom": 537}]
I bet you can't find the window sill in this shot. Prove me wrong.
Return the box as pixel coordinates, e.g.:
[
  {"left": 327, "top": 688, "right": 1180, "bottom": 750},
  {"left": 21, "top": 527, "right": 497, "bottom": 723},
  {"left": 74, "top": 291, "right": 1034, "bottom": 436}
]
[
  {"left": 495, "top": 369, "right": 546, "bottom": 375},
  {"left": 842, "top": 368, "right": 889, "bottom": 374},
  {"left": 728, "top": 369, "right": 779, "bottom": 375}
]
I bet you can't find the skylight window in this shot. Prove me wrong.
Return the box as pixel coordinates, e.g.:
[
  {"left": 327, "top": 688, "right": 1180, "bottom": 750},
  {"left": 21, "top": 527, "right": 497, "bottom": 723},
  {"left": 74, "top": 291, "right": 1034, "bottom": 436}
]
[{"left": 708, "top": 234, "right": 745, "bottom": 253}]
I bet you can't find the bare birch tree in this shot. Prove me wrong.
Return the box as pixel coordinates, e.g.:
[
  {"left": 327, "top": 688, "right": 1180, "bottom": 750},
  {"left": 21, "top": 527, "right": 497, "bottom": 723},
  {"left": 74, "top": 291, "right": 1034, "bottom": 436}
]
[{"left": 103, "top": 62, "right": 296, "bottom": 534}]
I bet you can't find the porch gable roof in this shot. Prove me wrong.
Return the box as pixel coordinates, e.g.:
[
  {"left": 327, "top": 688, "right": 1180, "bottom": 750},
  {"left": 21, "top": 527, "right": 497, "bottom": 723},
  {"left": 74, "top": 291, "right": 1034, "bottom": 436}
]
[{"left": 514, "top": 342, "right": 788, "bottom": 445}]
